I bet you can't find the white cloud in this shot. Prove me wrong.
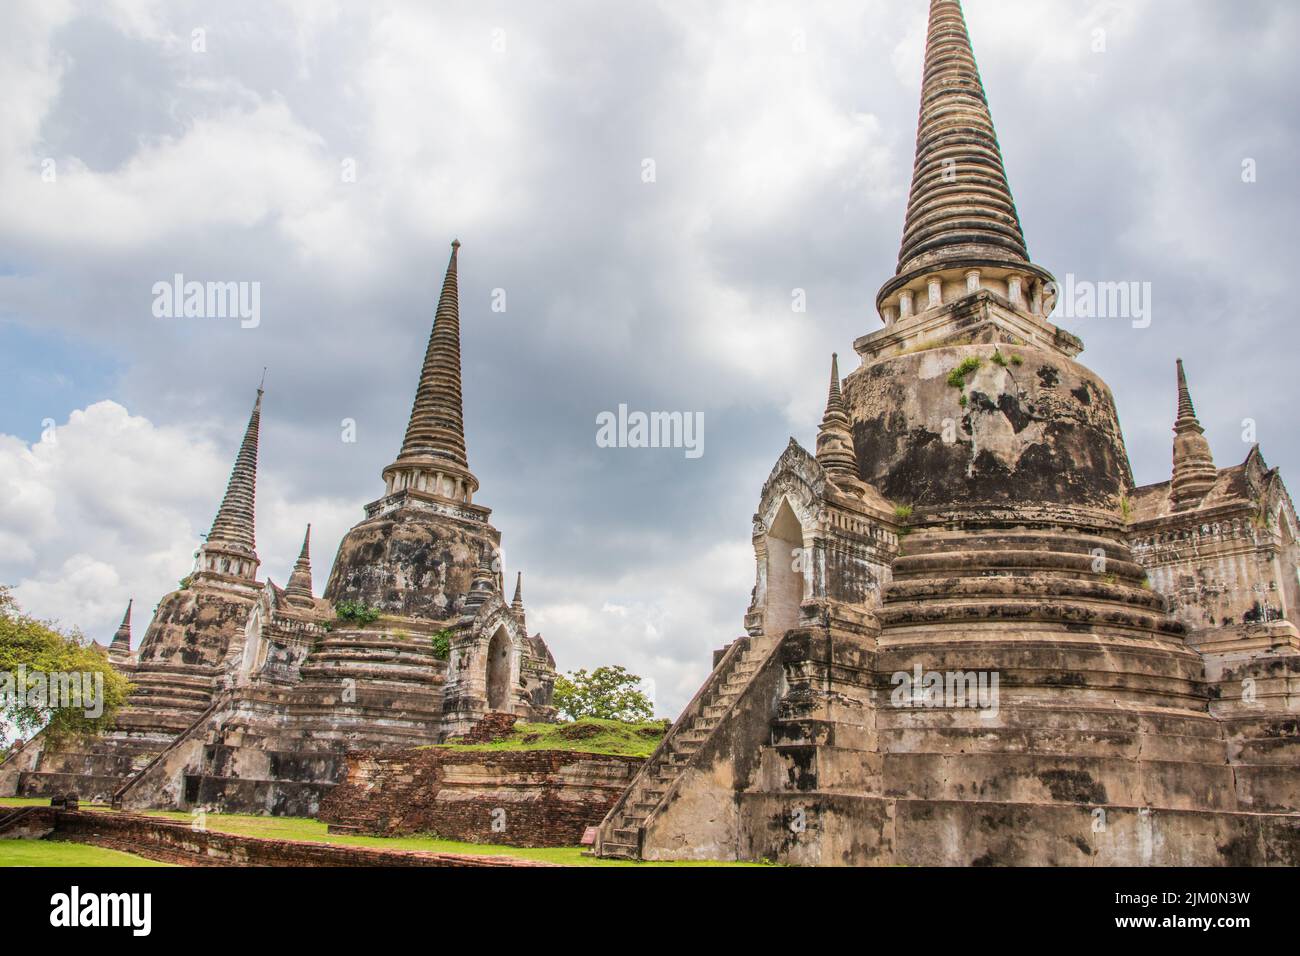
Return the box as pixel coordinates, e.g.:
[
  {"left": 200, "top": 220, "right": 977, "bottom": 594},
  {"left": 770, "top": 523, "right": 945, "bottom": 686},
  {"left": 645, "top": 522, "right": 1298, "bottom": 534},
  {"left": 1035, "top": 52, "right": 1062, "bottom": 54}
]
[{"left": 0, "top": 401, "right": 355, "bottom": 644}]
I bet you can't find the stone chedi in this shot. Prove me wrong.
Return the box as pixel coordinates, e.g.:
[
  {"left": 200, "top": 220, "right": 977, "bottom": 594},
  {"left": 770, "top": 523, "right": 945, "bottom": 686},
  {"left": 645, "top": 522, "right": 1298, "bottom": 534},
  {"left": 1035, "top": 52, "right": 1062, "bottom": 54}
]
[
  {"left": 596, "top": 0, "right": 1300, "bottom": 865},
  {"left": 0, "top": 241, "right": 557, "bottom": 813},
  {"left": 0, "top": 391, "right": 268, "bottom": 800}
]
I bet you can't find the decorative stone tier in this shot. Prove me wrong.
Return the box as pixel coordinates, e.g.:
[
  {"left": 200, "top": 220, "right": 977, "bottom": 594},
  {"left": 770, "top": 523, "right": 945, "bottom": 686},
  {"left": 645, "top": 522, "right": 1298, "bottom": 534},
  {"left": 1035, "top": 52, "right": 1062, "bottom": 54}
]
[{"left": 114, "top": 668, "right": 448, "bottom": 815}]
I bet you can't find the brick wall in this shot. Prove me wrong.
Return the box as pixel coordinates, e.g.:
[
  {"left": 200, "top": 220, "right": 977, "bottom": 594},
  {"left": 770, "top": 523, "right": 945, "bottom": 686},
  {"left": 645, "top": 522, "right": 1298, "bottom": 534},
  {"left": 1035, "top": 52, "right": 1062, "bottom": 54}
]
[{"left": 320, "top": 747, "right": 643, "bottom": 847}]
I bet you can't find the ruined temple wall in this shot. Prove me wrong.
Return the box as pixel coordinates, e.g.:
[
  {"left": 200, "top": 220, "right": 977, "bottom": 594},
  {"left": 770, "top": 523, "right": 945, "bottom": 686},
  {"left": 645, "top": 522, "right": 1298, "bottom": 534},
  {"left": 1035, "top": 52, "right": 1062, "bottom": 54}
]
[
  {"left": 320, "top": 747, "right": 643, "bottom": 847},
  {"left": 1129, "top": 515, "right": 1289, "bottom": 631}
]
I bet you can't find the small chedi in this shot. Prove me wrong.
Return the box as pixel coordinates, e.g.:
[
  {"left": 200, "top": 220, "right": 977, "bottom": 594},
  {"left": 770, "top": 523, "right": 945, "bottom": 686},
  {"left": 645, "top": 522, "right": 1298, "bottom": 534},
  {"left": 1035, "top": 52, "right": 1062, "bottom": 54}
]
[
  {"left": 595, "top": 0, "right": 1300, "bottom": 865},
  {"left": 0, "top": 241, "right": 558, "bottom": 815}
]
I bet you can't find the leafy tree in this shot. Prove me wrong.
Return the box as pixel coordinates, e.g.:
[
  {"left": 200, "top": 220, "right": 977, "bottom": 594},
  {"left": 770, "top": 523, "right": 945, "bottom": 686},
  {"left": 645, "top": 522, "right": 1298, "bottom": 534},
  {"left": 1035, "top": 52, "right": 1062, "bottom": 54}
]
[
  {"left": 553, "top": 665, "right": 654, "bottom": 723},
  {"left": 0, "top": 586, "right": 132, "bottom": 750}
]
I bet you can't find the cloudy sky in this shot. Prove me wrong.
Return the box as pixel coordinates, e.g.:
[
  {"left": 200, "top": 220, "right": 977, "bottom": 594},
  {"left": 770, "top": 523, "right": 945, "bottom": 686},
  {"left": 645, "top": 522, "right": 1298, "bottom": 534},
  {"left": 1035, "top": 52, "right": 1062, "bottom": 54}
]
[{"left": 1, "top": 0, "right": 1296, "bottom": 716}]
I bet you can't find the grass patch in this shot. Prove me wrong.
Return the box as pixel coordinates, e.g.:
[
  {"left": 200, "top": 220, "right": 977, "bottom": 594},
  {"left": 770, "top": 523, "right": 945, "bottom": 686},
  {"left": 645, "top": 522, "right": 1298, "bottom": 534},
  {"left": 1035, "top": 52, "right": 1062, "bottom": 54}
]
[
  {"left": 946, "top": 356, "right": 983, "bottom": 388},
  {"left": 0, "top": 840, "right": 171, "bottom": 867},
  {"left": 115, "top": 810, "right": 762, "bottom": 867},
  {"left": 434, "top": 718, "right": 668, "bottom": 758}
]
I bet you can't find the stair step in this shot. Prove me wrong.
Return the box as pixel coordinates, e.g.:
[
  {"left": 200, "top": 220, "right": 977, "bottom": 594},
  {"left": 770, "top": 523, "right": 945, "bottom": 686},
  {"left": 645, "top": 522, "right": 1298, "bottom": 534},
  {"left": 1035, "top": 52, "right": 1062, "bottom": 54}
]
[{"left": 599, "top": 842, "right": 640, "bottom": 860}]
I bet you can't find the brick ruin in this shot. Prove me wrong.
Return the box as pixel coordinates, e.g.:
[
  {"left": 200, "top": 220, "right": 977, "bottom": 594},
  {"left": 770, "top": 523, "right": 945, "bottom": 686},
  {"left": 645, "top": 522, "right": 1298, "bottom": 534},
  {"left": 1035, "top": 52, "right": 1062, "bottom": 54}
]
[
  {"left": 0, "top": 241, "right": 557, "bottom": 814},
  {"left": 594, "top": 0, "right": 1300, "bottom": 865},
  {"left": 319, "top": 745, "right": 643, "bottom": 847}
]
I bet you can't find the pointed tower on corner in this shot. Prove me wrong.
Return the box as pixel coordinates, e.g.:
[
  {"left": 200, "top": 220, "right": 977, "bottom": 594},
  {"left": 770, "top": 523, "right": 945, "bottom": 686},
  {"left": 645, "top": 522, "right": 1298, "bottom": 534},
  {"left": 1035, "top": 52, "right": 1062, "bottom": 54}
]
[
  {"left": 1170, "top": 359, "right": 1218, "bottom": 509},
  {"left": 816, "top": 354, "right": 858, "bottom": 482},
  {"left": 108, "top": 600, "right": 133, "bottom": 662},
  {"left": 284, "top": 525, "right": 315, "bottom": 607},
  {"left": 197, "top": 387, "right": 263, "bottom": 581},
  {"left": 511, "top": 571, "right": 526, "bottom": 629},
  {"left": 382, "top": 239, "right": 479, "bottom": 505}
]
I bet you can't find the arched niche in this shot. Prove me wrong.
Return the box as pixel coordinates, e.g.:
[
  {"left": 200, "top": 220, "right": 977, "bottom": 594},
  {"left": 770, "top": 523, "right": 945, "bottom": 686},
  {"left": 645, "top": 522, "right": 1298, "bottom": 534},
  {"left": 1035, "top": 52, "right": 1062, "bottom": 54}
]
[
  {"left": 486, "top": 625, "right": 512, "bottom": 712},
  {"left": 764, "top": 497, "right": 807, "bottom": 640}
]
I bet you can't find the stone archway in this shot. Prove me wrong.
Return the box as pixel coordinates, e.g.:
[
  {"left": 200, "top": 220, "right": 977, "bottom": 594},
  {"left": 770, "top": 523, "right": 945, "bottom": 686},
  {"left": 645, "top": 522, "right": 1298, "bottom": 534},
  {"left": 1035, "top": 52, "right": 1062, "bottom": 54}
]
[
  {"left": 486, "top": 625, "right": 511, "bottom": 712},
  {"left": 765, "top": 498, "right": 806, "bottom": 639},
  {"left": 1277, "top": 510, "right": 1300, "bottom": 624}
]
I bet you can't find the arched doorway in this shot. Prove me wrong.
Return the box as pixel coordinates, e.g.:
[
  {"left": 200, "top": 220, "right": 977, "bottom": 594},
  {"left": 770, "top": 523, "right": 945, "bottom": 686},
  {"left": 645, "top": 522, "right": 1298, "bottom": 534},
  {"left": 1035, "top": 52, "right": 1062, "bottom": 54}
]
[
  {"left": 486, "top": 626, "right": 511, "bottom": 712},
  {"left": 765, "top": 498, "right": 806, "bottom": 639},
  {"left": 1278, "top": 511, "right": 1300, "bottom": 624}
]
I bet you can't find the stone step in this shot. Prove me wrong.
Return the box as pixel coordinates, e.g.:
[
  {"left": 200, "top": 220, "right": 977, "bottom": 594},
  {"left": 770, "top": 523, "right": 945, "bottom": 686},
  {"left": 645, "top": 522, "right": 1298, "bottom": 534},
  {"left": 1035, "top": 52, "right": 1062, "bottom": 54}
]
[{"left": 599, "top": 841, "right": 640, "bottom": 860}]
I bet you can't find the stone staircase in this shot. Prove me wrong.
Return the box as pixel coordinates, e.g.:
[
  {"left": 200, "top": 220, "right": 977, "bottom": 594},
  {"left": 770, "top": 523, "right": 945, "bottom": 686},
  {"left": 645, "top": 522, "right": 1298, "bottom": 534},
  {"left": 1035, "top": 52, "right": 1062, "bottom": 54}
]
[
  {"left": 112, "top": 689, "right": 236, "bottom": 810},
  {"left": 595, "top": 634, "right": 772, "bottom": 860}
]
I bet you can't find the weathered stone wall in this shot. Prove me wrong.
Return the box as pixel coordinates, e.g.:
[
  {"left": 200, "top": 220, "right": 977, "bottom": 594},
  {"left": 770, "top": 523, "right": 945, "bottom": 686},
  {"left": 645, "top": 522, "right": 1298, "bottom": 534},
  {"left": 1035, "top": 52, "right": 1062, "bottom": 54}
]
[
  {"left": 324, "top": 498, "right": 500, "bottom": 619},
  {"left": 846, "top": 343, "right": 1133, "bottom": 511},
  {"left": 321, "top": 747, "right": 642, "bottom": 847},
  {"left": 137, "top": 583, "right": 258, "bottom": 668}
]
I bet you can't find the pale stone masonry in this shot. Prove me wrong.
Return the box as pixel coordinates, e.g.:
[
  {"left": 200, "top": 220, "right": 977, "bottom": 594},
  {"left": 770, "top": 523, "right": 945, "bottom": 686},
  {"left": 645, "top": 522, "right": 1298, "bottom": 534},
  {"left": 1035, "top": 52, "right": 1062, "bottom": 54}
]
[
  {"left": 596, "top": 0, "right": 1300, "bottom": 865},
  {"left": 1, "top": 241, "right": 558, "bottom": 813}
]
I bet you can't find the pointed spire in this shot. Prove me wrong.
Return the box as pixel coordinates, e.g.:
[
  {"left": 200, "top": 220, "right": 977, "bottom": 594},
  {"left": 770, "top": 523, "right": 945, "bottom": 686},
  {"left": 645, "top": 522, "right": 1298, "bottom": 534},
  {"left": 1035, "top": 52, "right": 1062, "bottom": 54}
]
[
  {"left": 1176, "top": 357, "right": 1199, "bottom": 422},
  {"left": 384, "top": 240, "right": 479, "bottom": 502},
  {"left": 511, "top": 572, "right": 526, "bottom": 629},
  {"left": 816, "top": 354, "right": 858, "bottom": 482},
  {"left": 284, "top": 524, "right": 314, "bottom": 606},
  {"left": 895, "top": 0, "right": 1028, "bottom": 276},
  {"left": 1171, "top": 359, "right": 1218, "bottom": 509},
  {"left": 109, "top": 600, "right": 132, "bottom": 659},
  {"left": 206, "top": 387, "right": 262, "bottom": 555}
]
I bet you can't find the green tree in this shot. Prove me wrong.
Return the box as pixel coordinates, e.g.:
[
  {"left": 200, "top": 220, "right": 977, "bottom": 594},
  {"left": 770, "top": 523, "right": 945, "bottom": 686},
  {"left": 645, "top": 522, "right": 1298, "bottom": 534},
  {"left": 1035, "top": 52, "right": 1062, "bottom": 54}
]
[
  {"left": 0, "top": 586, "right": 132, "bottom": 749},
  {"left": 553, "top": 665, "right": 654, "bottom": 722}
]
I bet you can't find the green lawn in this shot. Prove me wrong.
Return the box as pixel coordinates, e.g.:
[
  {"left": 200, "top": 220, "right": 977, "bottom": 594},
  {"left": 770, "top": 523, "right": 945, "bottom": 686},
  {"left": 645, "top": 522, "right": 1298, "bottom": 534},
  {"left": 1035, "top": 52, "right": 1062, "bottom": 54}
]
[
  {"left": 0, "top": 840, "right": 171, "bottom": 867},
  {"left": 1, "top": 797, "right": 108, "bottom": 808},
  {"left": 126, "top": 809, "right": 761, "bottom": 867},
  {"left": 6, "top": 798, "right": 765, "bottom": 866},
  {"left": 432, "top": 717, "right": 668, "bottom": 758}
]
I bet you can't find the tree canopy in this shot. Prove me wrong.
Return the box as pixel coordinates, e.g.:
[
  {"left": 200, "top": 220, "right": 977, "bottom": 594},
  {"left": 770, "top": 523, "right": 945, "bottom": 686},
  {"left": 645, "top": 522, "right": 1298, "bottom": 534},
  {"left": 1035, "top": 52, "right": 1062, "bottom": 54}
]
[
  {"left": 553, "top": 664, "right": 654, "bottom": 723},
  {"left": 0, "top": 586, "right": 132, "bottom": 750}
]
